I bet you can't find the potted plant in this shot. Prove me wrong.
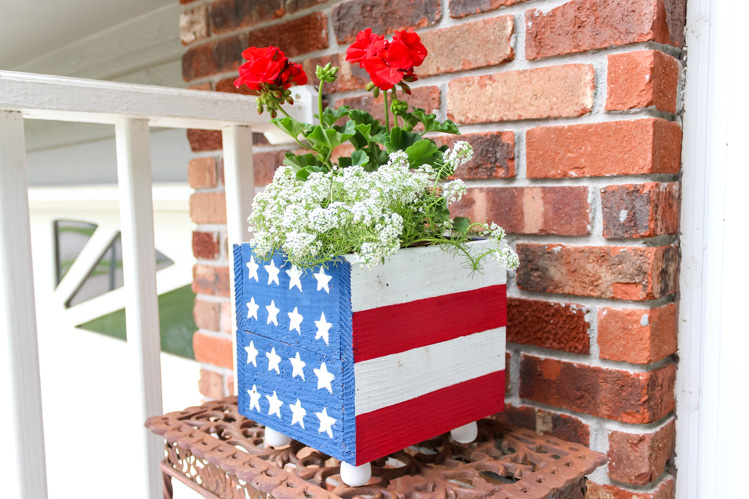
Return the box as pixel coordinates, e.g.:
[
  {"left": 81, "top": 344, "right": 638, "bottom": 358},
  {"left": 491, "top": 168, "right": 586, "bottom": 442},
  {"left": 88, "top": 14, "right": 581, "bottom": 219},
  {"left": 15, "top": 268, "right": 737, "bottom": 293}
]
[{"left": 231, "top": 29, "right": 518, "bottom": 487}]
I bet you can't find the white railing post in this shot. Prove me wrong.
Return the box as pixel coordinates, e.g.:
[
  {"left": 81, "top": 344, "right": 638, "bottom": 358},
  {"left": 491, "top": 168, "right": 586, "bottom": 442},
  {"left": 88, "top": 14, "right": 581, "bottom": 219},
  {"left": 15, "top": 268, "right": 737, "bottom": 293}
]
[
  {"left": 115, "top": 117, "right": 163, "bottom": 498},
  {"left": 0, "top": 110, "right": 49, "bottom": 498},
  {"left": 222, "top": 124, "right": 254, "bottom": 393}
]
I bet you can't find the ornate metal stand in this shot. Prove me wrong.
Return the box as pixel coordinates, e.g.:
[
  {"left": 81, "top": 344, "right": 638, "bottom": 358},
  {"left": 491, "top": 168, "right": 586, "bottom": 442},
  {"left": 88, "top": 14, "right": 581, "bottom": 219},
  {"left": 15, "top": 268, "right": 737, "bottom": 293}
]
[{"left": 146, "top": 397, "right": 606, "bottom": 499}]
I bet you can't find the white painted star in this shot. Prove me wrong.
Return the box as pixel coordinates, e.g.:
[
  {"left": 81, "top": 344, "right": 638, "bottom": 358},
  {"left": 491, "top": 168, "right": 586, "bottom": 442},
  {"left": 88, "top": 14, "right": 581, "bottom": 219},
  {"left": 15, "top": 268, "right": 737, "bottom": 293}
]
[
  {"left": 247, "top": 256, "right": 259, "bottom": 282},
  {"left": 288, "top": 352, "right": 306, "bottom": 381},
  {"left": 288, "top": 307, "right": 304, "bottom": 334},
  {"left": 245, "top": 341, "right": 258, "bottom": 367},
  {"left": 265, "top": 260, "right": 280, "bottom": 286},
  {"left": 266, "top": 300, "right": 279, "bottom": 326},
  {"left": 314, "top": 362, "right": 335, "bottom": 394},
  {"left": 266, "top": 391, "right": 283, "bottom": 418},
  {"left": 266, "top": 347, "right": 281, "bottom": 374},
  {"left": 314, "top": 268, "right": 332, "bottom": 293},
  {"left": 289, "top": 399, "right": 307, "bottom": 429},
  {"left": 248, "top": 385, "right": 261, "bottom": 412},
  {"left": 286, "top": 265, "right": 303, "bottom": 291},
  {"left": 246, "top": 297, "right": 259, "bottom": 320},
  {"left": 315, "top": 312, "right": 332, "bottom": 345},
  {"left": 315, "top": 407, "right": 336, "bottom": 438}
]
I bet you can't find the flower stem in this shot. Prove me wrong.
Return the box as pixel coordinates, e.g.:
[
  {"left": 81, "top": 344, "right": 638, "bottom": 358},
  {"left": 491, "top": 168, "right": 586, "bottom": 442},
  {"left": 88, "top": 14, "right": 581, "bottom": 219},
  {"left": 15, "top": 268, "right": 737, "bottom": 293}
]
[
  {"left": 318, "top": 80, "right": 325, "bottom": 126},
  {"left": 383, "top": 90, "right": 390, "bottom": 132}
]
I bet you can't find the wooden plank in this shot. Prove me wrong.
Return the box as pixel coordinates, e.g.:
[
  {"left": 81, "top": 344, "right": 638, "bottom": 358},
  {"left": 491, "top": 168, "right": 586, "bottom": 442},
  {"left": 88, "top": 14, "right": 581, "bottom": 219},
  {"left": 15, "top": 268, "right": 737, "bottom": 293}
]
[
  {"left": 346, "top": 240, "right": 507, "bottom": 311},
  {"left": 0, "top": 70, "right": 313, "bottom": 131},
  {"left": 353, "top": 327, "right": 506, "bottom": 416},
  {"left": 0, "top": 110, "right": 49, "bottom": 498},
  {"left": 114, "top": 117, "right": 163, "bottom": 498}
]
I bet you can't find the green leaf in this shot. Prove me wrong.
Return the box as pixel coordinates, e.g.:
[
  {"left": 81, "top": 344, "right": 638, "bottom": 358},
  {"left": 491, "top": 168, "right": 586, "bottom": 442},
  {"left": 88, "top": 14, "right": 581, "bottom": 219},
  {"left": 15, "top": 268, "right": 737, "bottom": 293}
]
[
  {"left": 365, "top": 146, "right": 389, "bottom": 171},
  {"left": 405, "top": 139, "right": 440, "bottom": 167},
  {"left": 385, "top": 127, "right": 422, "bottom": 154},
  {"left": 350, "top": 149, "right": 369, "bottom": 166},
  {"left": 408, "top": 108, "right": 461, "bottom": 135},
  {"left": 453, "top": 217, "right": 471, "bottom": 234},
  {"left": 305, "top": 125, "right": 355, "bottom": 153},
  {"left": 282, "top": 152, "right": 322, "bottom": 169},
  {"left": 317, "top": 105, "right": 350, "bottom": 127},
  {"left": 271, "top": 116, "right": 310, "bottom": 139}
]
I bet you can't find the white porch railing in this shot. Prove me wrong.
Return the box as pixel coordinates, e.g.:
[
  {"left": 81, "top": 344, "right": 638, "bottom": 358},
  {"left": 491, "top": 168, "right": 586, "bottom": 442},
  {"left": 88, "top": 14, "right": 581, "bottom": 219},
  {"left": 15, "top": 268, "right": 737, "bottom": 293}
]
[{"left": 0, "top": 70, "right": 314, "bottom": 498}]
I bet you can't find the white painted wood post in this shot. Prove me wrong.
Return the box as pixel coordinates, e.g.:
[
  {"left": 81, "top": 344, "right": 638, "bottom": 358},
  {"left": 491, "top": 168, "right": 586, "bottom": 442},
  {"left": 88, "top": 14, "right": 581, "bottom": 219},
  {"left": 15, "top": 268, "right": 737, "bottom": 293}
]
[
  {"left": 222, "top": 124, "right": 255, "bottom": 396},
  {"left": 114, "top": 117, "right": 163, "bottom": 498},
  {"left": 0, "top": 111, "right": 49, "bottom": 499}
]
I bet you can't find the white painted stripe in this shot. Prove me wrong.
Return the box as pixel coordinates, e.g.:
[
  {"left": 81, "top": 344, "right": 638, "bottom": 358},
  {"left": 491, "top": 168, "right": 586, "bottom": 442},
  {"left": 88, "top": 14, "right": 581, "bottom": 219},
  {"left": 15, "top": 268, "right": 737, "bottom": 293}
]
[
  {"left": 354, "top": 327, "right": 506, "bottom": 416},
  {"left": 345, "top": 240, "right": 507, "bottom": 312}
]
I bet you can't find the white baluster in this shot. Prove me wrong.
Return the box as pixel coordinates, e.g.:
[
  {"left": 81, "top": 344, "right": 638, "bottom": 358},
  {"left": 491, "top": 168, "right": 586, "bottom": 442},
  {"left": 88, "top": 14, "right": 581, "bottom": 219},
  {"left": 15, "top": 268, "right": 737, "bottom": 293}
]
[
  {"left": 115, "top": 117, "right": 163, "bottom": 498},
  {"left": 0, "top": 110, "right": 49, "bottom": 498}
]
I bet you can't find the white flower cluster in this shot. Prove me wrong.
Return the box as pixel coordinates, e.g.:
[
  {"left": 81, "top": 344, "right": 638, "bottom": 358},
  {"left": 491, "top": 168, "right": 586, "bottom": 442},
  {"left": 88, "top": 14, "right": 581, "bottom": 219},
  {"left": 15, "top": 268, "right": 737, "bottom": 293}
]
[
  {"left": 483, "top": 222, "right": 520, "bottom": 270},
  {"left": 249, "top": 151, "right": 434, "bottom": 268}
]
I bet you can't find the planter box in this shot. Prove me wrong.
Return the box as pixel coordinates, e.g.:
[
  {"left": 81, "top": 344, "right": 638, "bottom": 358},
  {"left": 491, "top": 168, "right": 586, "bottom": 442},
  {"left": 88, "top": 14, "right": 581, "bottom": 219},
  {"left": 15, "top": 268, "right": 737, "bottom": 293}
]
[{"left": 233, "top": 240, "right": 507, "bottom": 465}]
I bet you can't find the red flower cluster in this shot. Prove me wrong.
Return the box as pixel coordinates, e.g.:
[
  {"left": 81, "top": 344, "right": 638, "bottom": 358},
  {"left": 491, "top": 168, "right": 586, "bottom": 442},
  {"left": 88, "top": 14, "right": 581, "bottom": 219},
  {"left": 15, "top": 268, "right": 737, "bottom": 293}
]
[
  {"left": 234, "top": 47, "right": 307, "bottom": 91},
  {"left": 346, "top": 28, "right": 427, "bottom": 91}
]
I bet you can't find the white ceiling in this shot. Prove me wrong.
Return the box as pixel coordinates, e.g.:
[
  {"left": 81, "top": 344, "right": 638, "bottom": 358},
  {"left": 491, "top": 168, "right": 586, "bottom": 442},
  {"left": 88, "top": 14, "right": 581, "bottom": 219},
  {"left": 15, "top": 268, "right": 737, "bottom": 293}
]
[{"left": 0, "top": 0, "right": 176, "bottom": 69}]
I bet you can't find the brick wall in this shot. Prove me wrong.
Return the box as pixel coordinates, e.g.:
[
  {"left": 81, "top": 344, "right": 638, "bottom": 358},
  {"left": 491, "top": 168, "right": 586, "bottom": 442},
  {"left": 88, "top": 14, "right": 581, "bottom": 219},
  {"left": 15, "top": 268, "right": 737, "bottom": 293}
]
[{"left": 179, "top": 0, "right": 686, "bottom": 496}]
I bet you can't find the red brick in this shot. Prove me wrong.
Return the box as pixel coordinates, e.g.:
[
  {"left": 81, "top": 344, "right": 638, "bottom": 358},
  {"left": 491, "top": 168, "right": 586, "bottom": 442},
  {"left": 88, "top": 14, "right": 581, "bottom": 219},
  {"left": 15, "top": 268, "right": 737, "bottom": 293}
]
[
  {"left": 301, "top": 53, "right": 371, "bottom": 93},
  {"left": 447, "top": 65, "right": 594, "bottom": 124},
  {"left": 493, "top": 404, "right": 536, "bottom": 431},
  {"left": 598, "top": 303, "right": 677, "bottom": 364},
  {"left": 505, "top": 352, "right": 511, "bottom": 393},
  {"left": 194, "top": 298, "right": 221, "bottom": 331},
  {"left": 180, "top": 5, "right": 209, "bottom": 45},
  {"left": 190, "top": 192, "right": 227, "bottom": 224},
  {"left": 287, "top": 0, "right": 328, "bottom": 14},
  {"left": 335, "top": 86, "right": 440, "bottom": 124},
  {"left": 451, "top": 187, "right": 590, "bottom": 236},
  {"left": 182, "top": 34, "right": 246, "bottom": 81},
  {"left": 525, "top": 0, "right": 683, "bottom": 61},
  {"left": 192, "top": 231, "right": 220, "bottom": 260},
  {"left": 198, "top": 369, "right": 224, "bottom": 399},
  {"left": 210, "top": 0, "right": 283, "bottom": 34},
  {"left": 516, "top": 244, "right": 679, "bottom": 300},
  {"left": 247, "top": 13, "right": 328, "bottom": 58},
  {"left": 189, "top": 83, "right": 212, "bottom": 91},
  {"left": 332, "top": 0, "right": 441, "bottom": 44},
  {"left": 601, "top": 183, "right": 679, "bottom": 239},
  {"left": 434, "top": 132, "right": 515, "bottom": 179},
  {"left": 507, "top": 298, "right": 590, "bottom": 354},
  {"left": 493, "top": 404, "right": 590, "bottom": 446},
  {"left": 180, "top": 0, "right": 199, "bottom": 4},
  {"left": 192, "top": 264, "right": 231, "bottom": 297},
  {"left": 187, "top": 129, "right": 222, "bottom": 152},
  {"left": 254, "top": 150, "right": 289, "bottom": 187},
  {"left": 419, "top": 16, "right": 514, "bottom": 77},
  {"left": 587, "top": 477, "right": 674, "bottom": 499},
  {"left": 226, "top": 374, "right": 235, "bottom": 396},
  {"left": 526, "top": 119, "right": 682, "bottom": 178},
  {"left": 608, "top": 420, "right": 675, "bottom": 485},
  {"left": 193, "top": 332, "right": 233, "bottom": 369},
  {"left": 215, "top": 77, "right": 254, "bottom": 96},
  {"left": 449, "top": 0, "right": 529, "bottom": 19},
  {"left": 520, "top": 355, "right": 675, "bottom": 423},
  {"left": 607, "top": 51, "right": 680, "bottom": 113},
  {"left": 188, "top": 157, "right": 218, "bottom": 188},
  {"left": 220, "top": 302, "right": 233, "bottom": 334}
]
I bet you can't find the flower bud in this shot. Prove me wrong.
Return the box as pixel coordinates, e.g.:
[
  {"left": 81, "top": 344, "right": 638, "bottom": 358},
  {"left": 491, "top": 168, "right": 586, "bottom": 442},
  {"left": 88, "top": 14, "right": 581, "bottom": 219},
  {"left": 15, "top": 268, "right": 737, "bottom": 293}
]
[
  {"left": 257, "top": 102, "right": 264, "bottom": 114},
  {"left": 399, "top": 82, "right": 412, "bottom": 95},
  {"left": 373, "top": 87, "right": 379, "bottom": 98},
  {"left": 270, "top": 109, "right": 278, "bottom": 119},
  {"left": 366, "top": 82, "right": 375, "bottom": 91},
  {"left": 286, "top": 97, "right": 295, "bottom": 105}
]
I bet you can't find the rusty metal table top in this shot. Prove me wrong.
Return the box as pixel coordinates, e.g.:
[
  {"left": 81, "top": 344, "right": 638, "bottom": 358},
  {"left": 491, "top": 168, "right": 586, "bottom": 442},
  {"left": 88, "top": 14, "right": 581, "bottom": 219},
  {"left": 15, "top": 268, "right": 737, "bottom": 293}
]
[{"left": 146, "top": 397, "right": 606, "bottom": 499}]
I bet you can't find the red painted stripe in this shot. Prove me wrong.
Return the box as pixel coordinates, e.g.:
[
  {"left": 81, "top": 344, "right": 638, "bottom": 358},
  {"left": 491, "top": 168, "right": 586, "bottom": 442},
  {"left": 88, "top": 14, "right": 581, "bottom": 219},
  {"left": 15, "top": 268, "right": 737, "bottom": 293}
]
[
  {"left": 355, "top": 371, "right": 505, "bottom": 465},
  {"left": 353, "top": 284, "right": 507, "bottom": 362}
]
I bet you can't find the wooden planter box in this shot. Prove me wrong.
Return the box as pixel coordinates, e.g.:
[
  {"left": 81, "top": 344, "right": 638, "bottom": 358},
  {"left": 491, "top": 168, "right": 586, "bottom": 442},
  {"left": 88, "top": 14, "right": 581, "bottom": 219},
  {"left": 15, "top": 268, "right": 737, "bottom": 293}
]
[{"left": 232, "top": 240, "right": 507, "bottom": 466}]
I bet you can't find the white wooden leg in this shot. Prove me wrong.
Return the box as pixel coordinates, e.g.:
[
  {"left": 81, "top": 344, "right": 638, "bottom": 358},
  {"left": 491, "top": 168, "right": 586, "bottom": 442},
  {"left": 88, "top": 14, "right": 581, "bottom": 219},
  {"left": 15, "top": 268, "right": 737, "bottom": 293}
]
[
  {"left": 264, "top": 426, "right": 292, "bottom": 447},
  {"left": 340, "top": 462, "right": 371, "bottom": 487},
  {"left": 0, "top": 110, "right": 49, "bottom": 498},
  {"left": 451, "top": 421, "right": 478, "bottom": 443},
  {"left": 115, "top": 117, "right": 163, "bottom": 498}
]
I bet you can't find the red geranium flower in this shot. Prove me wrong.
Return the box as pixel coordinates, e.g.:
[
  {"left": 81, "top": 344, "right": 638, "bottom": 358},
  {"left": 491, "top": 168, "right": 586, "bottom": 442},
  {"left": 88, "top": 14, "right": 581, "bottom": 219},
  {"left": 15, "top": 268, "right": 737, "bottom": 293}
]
[
  {"left": 234, "top": 46, "right": 307, "bottom": 91},
  {"left": 392, "top": 29, "right": 427, "bottom": 67},
  {"left": 362, "top": 40, "right": 414, "bottom": 90},
  {"left": 346, "top": 28, "right": 387, "bottom": 67}
]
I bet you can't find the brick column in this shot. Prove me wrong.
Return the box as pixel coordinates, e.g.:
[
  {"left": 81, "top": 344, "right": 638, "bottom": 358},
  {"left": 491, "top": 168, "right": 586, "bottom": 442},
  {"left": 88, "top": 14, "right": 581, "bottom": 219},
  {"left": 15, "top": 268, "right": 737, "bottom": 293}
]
[{"left": 179, "top": 0, "right": 686, "bottom": 495}]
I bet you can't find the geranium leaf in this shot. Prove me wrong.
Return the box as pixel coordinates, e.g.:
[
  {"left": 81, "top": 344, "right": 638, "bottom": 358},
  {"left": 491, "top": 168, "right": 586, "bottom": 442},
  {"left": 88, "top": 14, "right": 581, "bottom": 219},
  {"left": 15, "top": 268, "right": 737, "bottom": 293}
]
[
  {"left": 405, "top": 139, "right": 440, "bottom": 167},
  {"left": 272, "top": 116, "right": 310, "bottom": 139},
  {"left": 282, "top": 152, "right": 322, "bottom": 169},
  {"left": 453, "top": 217, "right": 471, "bottom": 234},
  {"left": 317, "top": 105, "right": 350, "bottom": 127},
  {"left": 305, "top": 125, "right": 355, "bottom": 152},
  {"left": 350, "top": 149, "right": 369, "bottom": 166},
  {"left": 409, "top": 108, "right": 461, "bottom": 135},
  {"left": 385, "top": 127, "right": 422, "bottom": 153}
]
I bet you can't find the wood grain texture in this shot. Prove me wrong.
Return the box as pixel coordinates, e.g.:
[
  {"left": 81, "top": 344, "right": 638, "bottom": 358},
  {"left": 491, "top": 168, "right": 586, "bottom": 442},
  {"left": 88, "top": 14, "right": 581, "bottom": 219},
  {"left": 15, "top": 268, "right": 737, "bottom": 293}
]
[
  {"left": 354, "top": 327, "right": 506, "bottom": 415},
  {"left": 346, "top": 240, "right": 506, "bottom": 311}
]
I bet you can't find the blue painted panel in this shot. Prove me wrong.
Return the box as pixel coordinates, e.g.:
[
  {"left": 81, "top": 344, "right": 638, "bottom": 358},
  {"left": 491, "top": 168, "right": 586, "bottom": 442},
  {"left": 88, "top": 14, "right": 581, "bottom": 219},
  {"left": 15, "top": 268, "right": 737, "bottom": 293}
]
[{"left": 236, "top": 330, "right": 354, "bottom": 462}]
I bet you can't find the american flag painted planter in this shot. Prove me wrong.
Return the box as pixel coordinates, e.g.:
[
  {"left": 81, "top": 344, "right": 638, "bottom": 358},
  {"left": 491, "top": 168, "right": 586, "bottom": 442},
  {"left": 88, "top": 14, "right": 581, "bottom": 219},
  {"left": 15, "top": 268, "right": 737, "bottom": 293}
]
[{"left": 233, "top": 240, "right": 507, "bottom": 469}]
